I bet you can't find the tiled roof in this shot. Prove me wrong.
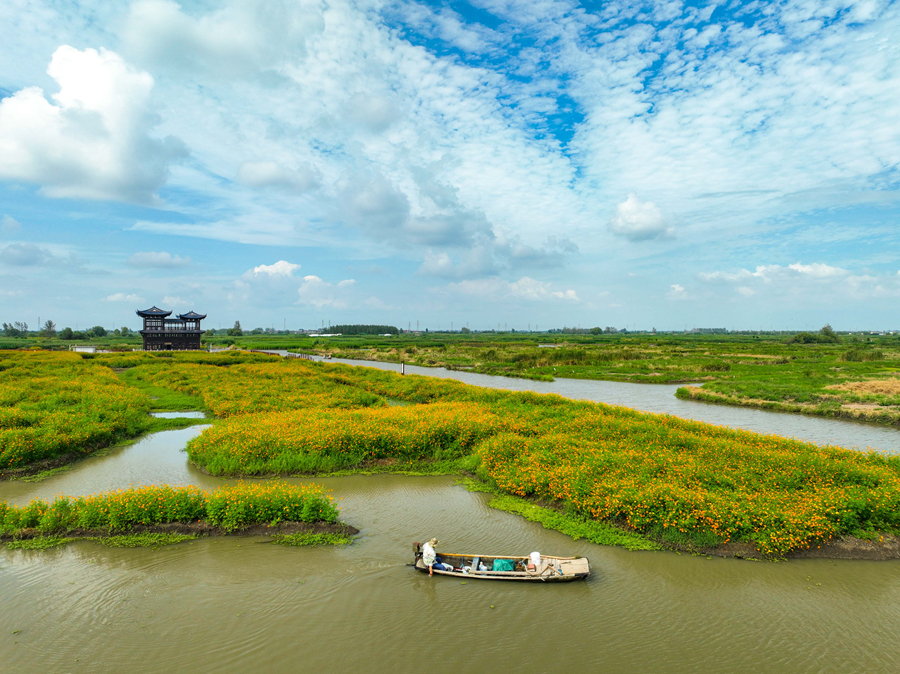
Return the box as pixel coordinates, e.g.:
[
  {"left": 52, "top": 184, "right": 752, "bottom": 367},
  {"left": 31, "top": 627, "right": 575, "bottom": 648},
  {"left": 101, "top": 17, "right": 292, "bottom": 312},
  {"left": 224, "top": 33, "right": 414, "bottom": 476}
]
[{"left": 136, "top": 306, "right": 173, "bottom": 317}]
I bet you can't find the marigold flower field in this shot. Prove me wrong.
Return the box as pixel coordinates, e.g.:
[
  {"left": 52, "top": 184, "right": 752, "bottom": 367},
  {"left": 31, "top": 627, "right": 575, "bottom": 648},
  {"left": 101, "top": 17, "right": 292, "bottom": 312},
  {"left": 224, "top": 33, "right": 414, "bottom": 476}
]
[
  {"left": 4, "top": 351, "right": 900, "bottom": 556},
  {"left": 0, "top": 482, "right": 338, "bottom": 536},
  {"left": 0, "top": 352, "right": 149, "bottom": 471}
]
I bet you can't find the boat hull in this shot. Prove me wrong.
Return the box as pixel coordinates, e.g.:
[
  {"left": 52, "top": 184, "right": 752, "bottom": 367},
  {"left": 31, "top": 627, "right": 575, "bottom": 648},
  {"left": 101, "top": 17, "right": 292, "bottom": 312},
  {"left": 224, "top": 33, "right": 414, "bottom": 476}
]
[{"left": 412, "top": 552, "right": 590, "bottom": 582}]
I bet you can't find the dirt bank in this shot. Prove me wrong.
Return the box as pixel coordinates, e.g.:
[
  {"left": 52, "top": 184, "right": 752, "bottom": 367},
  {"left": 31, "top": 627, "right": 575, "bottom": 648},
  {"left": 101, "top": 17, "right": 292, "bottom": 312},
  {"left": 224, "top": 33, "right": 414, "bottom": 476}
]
[{"left": 682, "top": 535, "right": 900, "bottom": 561}]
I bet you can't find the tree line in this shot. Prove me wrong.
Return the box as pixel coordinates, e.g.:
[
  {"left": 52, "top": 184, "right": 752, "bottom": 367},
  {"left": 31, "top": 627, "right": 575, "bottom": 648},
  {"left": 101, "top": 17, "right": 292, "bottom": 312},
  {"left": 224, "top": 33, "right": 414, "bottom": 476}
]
[{"left": 2, "top": 321, "right": 133, "bottom": 340}]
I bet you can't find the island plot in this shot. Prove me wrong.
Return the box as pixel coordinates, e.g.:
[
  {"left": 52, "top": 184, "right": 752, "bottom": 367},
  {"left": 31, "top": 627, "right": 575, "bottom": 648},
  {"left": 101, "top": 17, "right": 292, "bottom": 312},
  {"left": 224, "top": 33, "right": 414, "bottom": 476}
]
[{"left": 2, "top": 350, "right": 900, "bottom": 558}]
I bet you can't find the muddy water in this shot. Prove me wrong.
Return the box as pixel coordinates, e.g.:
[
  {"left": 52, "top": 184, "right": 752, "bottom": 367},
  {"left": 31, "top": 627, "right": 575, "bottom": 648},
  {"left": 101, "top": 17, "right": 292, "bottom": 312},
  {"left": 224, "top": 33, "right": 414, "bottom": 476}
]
[
  {"left": 325, "top": 358, "right": 900, "bottom": 453},
  {"left": 2, "top": 398, "right": 900, "bottom": 672}
]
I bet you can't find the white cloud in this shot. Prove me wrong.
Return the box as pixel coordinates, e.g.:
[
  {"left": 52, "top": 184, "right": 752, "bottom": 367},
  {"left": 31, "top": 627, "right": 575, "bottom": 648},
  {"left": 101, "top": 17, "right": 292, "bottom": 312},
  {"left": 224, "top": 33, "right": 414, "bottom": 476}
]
[
  {"left": 608, "top": 195, "right": 672, "bottom": 241},
  {"left": 1, "top": 216, "right": 21, "bottom": 234},
  {"left": 128, "top": 251, "right": 191, "bottom": 268},
  {"left": 0, "top": 46, "right": 186, "bottom": 203},
  {"left": 700, "top": 262, "right": 850, "bottom": 284},
  {"left": 236, "top": 161, "right": 319, "bottom": 193},
  {"left": 105, "top": 292, "right": 145, "bottom": 303},
  {"left": 296, "top": 275, "right": 356, "bottom": 308},
  {"left": 162, "top": 295, "right": 188, "bottom": 306},
  {"left": 250, "top": 260, "right": 301, "bottom": 277},
  {"left": 787, "top": 262, "right": 848, "bottom": 278},
  {"left": 446, "top": 276, "right": 580, "bottom": 302},
  {"left": 667, "top": 284, "right": 689, "bottom": 300}
]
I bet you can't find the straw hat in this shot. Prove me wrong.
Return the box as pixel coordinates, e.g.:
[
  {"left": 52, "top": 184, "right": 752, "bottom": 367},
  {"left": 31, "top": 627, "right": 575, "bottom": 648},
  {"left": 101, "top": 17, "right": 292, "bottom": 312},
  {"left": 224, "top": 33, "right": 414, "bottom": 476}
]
[{"left": 428, "top": 538, "right": 439, "bottom": 547}]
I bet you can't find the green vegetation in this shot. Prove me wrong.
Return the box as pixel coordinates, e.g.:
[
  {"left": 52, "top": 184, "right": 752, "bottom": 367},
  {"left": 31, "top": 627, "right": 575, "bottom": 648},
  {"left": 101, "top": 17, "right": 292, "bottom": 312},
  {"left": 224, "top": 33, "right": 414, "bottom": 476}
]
[
  {"left": 460, "top": 478, "right": 660, "bottom": 551},
  {"left": 89, "top": 532, "right": 198, "bottom": 548},
  {"left": 6, "top": 536, "right": 71, "bottom": 550},
  {"left": 270, "top": 532, "right": 353, "bottom": 546},
  {"left": 5, "top": 345, "right": 900, "bottom": 557},
  {"left": 328, "top": 324, "right": 399, "bottom": 335},
  {"left": 0, "top": 352, "right": 151, "bottom": 474},
  {"left": 90, "top": 353, "right": 900, "bottom": 557},
  {"left": 300, "top": 330, "right": 900, "bottom": 425},
  {"left": 0, "top": 482, "right": 340, "bottom": 539}
]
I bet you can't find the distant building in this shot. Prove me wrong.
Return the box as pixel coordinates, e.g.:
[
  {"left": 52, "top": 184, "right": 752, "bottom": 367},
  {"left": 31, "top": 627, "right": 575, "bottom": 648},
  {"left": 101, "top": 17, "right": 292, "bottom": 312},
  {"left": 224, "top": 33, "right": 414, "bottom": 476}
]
[{"left": 136, "top": 306, "right": 207, "bottom": 351}]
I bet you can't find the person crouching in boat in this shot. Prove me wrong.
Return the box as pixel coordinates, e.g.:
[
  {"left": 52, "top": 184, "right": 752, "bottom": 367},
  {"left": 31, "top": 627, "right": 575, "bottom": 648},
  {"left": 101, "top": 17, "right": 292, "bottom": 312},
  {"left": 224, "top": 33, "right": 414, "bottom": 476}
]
[{"left": 422, "top": 538, "right": 438, "bottom": 576}]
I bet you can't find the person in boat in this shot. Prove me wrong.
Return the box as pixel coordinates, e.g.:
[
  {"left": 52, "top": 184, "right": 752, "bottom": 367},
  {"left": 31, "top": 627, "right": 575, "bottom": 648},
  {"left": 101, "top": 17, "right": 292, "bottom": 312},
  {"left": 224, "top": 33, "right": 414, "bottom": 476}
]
[{"left": 422, "top": 538, "right": 438, "bottom": 576}]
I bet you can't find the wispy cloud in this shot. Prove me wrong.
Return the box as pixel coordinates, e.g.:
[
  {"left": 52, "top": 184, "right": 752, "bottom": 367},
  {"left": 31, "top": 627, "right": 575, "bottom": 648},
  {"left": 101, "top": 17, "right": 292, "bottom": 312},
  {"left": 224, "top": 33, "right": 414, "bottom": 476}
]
[{"left": 128, "top": 251, "right": 191, "bottom": 268}]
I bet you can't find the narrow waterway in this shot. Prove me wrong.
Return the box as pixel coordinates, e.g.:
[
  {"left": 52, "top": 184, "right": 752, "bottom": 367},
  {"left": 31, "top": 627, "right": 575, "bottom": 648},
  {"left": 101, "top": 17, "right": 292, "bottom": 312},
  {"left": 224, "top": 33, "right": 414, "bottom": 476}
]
[
  {"left": 322, "top": 357, "right": 900, "bottom": 454},
  {"left": 2, "top": 388, "right": 900, "bottom": 673}
]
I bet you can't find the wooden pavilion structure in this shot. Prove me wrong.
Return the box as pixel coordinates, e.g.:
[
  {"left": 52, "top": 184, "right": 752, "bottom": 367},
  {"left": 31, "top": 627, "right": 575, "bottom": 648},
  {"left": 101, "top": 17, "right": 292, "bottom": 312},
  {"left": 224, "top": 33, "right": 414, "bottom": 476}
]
[{"left": 136, "top": 306, "right": 206, "bottom": 351}]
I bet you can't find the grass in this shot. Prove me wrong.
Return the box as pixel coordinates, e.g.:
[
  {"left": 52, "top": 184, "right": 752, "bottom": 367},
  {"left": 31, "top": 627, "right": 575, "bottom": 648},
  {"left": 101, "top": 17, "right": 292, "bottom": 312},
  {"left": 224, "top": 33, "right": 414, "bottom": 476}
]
[
  {"left": 270, "top": 532, "right": 353, "bottom": 546},
  {"left": 88, "top": 533, "right": 198, "bottom": 549},
  {"left": 459, "top": 478, "right": 660, "bottom": 551},
  {"left": 6, "top": 536, "right": 72, "bottom": 550},
  {"left": 116, "top": 366, "right": 206, "bottom": 411}
]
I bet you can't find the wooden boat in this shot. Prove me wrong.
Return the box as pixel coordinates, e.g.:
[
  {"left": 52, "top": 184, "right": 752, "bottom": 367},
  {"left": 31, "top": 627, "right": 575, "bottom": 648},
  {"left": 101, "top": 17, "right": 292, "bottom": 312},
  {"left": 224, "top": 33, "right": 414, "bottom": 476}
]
[{"left": 411, "top": 543, "right": 590, "bottom": 582}]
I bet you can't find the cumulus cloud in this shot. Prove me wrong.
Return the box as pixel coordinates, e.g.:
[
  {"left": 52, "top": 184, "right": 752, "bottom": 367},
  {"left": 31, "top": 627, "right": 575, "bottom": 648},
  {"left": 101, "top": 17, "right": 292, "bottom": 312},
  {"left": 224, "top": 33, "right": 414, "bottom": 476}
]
[
  {"left": 0, "top": 46, "right": 186, "bottom": 203},
  {"left": 249, "top": 260, "right": 301, "bottom": 277},
  {"left": 608, "top": 195, "right": 672, "bottom": 241},
  {"left": 236, "top": 161, "right": 319, "bottom": 193},
  {"left": 446, "top": 276, "right": 579, "bottom": 302},
  {"left": 0, "top": 243, "right": 52, "bottom": 266},
  {"left": 296, "top": 275, "right": 356, "bottom": 308},
  {"left": 667, "top": 284, "right": 689, "bottom": 300},
  {"left": 128, "top": 251, "right": 191, "bottom": 268},
  {"left": 1, "top": 216, "right": 21, "bottom": 234},
  {"left": 105, "top": 292, "right": 145, "bottom": 303}
]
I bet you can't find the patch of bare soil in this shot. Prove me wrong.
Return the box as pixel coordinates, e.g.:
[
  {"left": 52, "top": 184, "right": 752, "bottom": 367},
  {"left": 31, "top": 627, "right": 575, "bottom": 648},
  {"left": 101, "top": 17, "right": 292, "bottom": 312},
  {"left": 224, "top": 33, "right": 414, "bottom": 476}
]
[
  {"left": 827, "top": 378, "right": 900, "bottom": 395},
  {"left": 1, "top": 521, "right": 359, "bottom": 542},
  {"left": 0, "top": 453, "right": 82, "bottom": 481},
  {"left": 690, "top": 535, "right": 900, "bottom": 561},
  {"left": 786, "top": 534, "right": 900, "bottom": 561}
]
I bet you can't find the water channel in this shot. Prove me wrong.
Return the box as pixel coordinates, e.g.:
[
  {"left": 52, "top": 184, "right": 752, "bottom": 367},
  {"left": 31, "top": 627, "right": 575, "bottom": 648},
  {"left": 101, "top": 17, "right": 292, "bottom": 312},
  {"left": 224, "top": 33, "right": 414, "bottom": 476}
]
[
  {"left": 2, "top": 369, "right": 900, "bottom": 673},
  {"left": 323, "top": 357, "right": 900, "bottom": 453}
]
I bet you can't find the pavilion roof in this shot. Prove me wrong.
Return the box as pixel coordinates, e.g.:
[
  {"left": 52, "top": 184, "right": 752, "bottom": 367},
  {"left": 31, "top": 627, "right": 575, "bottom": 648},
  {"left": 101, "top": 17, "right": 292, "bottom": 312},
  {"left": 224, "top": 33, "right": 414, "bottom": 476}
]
[
  {"left": 136, "top": 306, "right": 172, "bottom": 318},
  {"left": 178, "top": 311, "right": 207, "bottom": 320}
]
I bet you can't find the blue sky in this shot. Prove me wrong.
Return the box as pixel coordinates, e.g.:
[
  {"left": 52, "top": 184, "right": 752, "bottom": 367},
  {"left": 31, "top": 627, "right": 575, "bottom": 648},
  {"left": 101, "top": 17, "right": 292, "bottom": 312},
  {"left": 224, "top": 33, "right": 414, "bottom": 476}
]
[{"left": 1, "top": 0, "right": 899, "bottom": 332}]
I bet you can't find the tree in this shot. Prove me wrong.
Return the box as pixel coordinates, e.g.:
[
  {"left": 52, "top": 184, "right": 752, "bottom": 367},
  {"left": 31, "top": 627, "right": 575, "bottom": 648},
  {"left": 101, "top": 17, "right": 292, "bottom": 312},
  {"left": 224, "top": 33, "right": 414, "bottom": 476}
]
[
  {"left": 589, "top": 327, "right": 602, "bottom": 334},
  {"left": 818, "top": 324, "right": 840, "bottom": 343},
  {"left": 120, "top": 326, "right": 131, "bottom": 336},
  {"left": 227, "top": 320, "right": 243, "bottom": 337},
  {"left": 40, "top": 320, "right": 56, "bottom": 338},
  {"left": 2, "top": 321, "right": 28, "bottom": 337},
  {"left": 460, "top": 327, "right": 471, "bottom": 334},
  {"left": 59, "top": 327, "right": 74, "bottom": 340},
  {"left": 90, "top": 325, "right": 107, "bottom": 337}
]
